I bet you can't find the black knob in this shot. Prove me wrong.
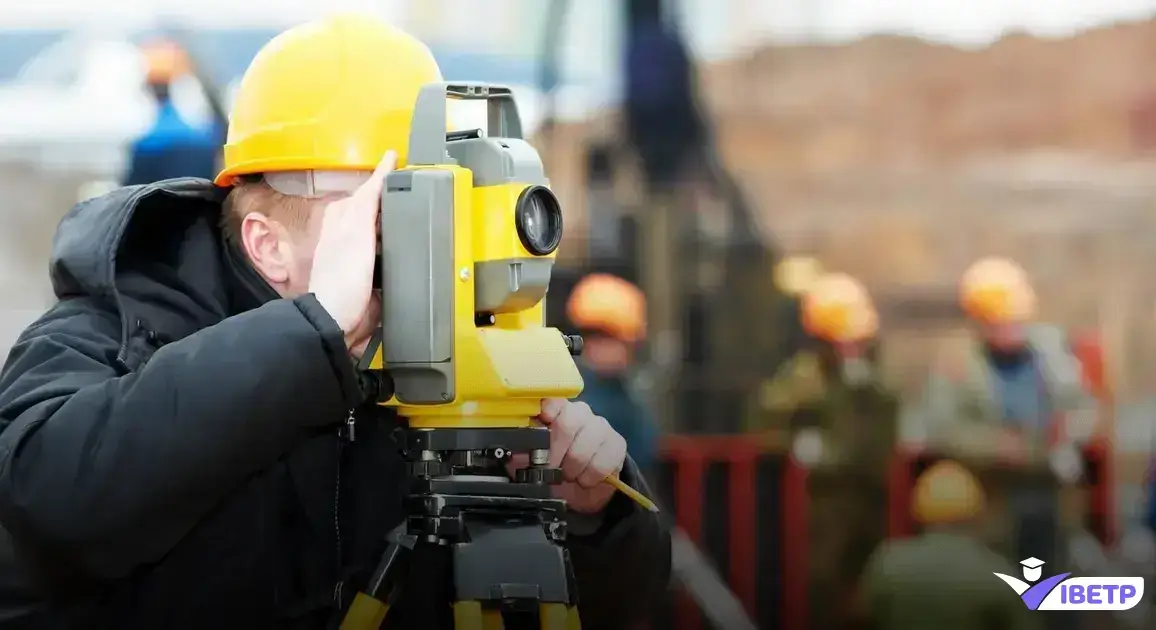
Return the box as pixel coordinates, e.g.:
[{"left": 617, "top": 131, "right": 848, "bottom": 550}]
[
  {"left": 516, "top": 467, "right": 564, "bottom": 485},
  {"left": 563, "top": 334, "right": 584, "bottom": 356},
  {"left": 359, "top": 371, "right": 394, "bottom": 403}
]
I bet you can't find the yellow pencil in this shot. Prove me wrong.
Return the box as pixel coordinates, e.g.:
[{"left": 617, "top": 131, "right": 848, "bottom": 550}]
[{"left": 604, "top": 475, "right": 660, "bottom": 513}]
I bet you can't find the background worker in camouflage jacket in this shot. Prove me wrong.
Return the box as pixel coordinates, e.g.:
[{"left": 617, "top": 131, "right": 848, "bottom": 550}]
[
  {"left": 746, "top": 272, "right": 899, "bottom": 628},
  {"left": 903, "top": 257, "right": 1096, "bottom": 608},
  {"left": 856, "top": 460, "right": 1040, "bottom": 630}
]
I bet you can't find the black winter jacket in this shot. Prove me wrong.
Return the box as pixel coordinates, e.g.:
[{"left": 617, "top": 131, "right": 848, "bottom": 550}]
[{"left": 0, "top": 179, "right": 671, "bottom": 629}]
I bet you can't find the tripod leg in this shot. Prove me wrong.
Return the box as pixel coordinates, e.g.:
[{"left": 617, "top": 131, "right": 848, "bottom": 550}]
[
  {"left": 452, "top": 601, "right": 490, "bottom": 630},
  {"left": 341, "top": 593, "right": 389, "bottom": 630},
  {"left": 565, "top": 606, "right": 581, "bottom": 630},
  {"left": 538, "top": 603, "right": 575, "bottom": 630},
  {"left": 482, "top": 609, "right": 504, "bottom": 630},
  {"left": 341, "top": 540, "right": 410, "bottom": 630}
]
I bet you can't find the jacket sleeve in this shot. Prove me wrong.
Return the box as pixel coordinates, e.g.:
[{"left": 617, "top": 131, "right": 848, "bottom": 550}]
[
  {"left": 743, "top": 353, "right": 823, "bottom": 433},
  {"left": 908, "top": 370, "right": 1012, "bottom": 460},
  {"left": 567, "top": 456, "right": 671, "bottom": 629},
  {"left": 1030, "top": 325, "right": 1084, "bottom": 406},
  {"left": 1027, "top": 324, "right": 1101, "bottom": 444},
  {"left": 0, "top": 294, "right": 364, "bottom": 582}
]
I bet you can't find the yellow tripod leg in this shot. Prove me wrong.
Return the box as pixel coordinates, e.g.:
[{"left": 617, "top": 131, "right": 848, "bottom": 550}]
[
  {"left": 453, "top": 601, "right": 488, "bottom": 630},
  {"left": 339, "top": 593, "right": 389, "bottom": 630},
  {"left": 482, "top": 608, "right": 504, "bottom": 630},
  {"left": 566, "top": 606, "right": 581, "bottom": 630},
  {"left": 539, "top": 603, "right": 577, "bottom": 630}
]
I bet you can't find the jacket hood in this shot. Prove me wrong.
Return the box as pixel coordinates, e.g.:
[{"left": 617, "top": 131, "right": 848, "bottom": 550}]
[
  {"left": 49, "top": 178, "right": 232, "bottom": 367},
  {"left": 50, "top": 178, "right": 227, "bottom": 302}
]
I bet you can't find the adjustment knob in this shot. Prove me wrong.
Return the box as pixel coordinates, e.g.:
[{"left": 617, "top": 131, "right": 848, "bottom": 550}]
[
  {"left": 516, "top": 467, "right": 563, "bottom": 485},
  {"left": 563, "top": 334, "right": 584, "bottom": 357}
]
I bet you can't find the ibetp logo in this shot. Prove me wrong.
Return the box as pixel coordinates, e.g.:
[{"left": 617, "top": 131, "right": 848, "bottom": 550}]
[{"left": 994, "top": 557, "right": 1145, "bottom": 611}]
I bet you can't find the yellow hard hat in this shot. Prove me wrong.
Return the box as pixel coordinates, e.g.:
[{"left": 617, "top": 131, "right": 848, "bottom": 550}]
[
  {"left": 801, "top": 273, "right": 878, "bottom": 343},
  {"left": 959, "top": 257, "right": 1036, "bottom": 324},
  {"left": 567, "top": 274, "right": 647, "bottom": 343},
  {"left": 774, "top": 256, "right": 824, "bottom": 297},
  {"left": 215, "top": 14, "right": 444, "bottom": 187},
  {"left": 911, "top": 460, "right": 985, "bottom": 525}
]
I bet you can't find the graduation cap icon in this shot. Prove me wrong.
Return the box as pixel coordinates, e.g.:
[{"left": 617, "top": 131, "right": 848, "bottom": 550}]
[{"left": 1020, "top": 557, "right": 1045, "bottom": 582}]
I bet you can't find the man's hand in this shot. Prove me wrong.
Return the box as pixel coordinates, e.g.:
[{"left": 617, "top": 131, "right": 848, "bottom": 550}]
[
  {"left": 511, "top": 399, "right": 628, "bottom": 515},
  {"left": 995, "top": 428, "right": 1028, "bottom": 463},
  {"left": 1049, "top": 442, "right": 1085, "bottom": 483},
  {"left": 309, "top": 151, "right": 396, "bottom": 358}
]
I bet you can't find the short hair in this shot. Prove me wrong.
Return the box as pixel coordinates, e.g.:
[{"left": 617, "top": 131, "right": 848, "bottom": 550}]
[{"left": 220, "top": 178, "right": 318, "bottom": 245}]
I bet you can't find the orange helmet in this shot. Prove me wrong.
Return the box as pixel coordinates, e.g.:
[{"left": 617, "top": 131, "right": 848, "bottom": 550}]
[
  {"left": 911, "top": 460, "right": 985, "bottom": 525},
  {"left": 140, "top": 38, "right": 190, "bottom": 85},
  {"left": 801, "top": 273, "right": 878, "bottom": 343},
  {"left": 959, "top": 257, "right": 1036, "bottom": 324},
  {"left": 567, "top": 274, "right": 646, "bottom": 343}
]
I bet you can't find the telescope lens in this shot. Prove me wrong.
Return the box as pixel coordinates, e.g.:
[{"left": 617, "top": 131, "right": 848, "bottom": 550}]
[
  {"left": 523, "top": 197, "right": 549, "bottom": 245},
  {"left": 515, "top": 186, "right": 563, "bottom": 256}
]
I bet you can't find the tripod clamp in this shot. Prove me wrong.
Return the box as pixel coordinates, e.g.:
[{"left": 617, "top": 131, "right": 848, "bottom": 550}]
[{"left": 341, "top": 424, "right": 582, "bottom": 630}]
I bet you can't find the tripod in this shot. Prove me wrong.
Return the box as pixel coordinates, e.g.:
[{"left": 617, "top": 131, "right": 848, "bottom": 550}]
[{"left": 341, "top": 426, "right": 582, "bottom": 630}]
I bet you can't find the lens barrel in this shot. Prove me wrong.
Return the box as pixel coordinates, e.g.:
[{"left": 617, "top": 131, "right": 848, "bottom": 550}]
[{"left": 515, "top": 185, "right": 564, "bottom": 256}]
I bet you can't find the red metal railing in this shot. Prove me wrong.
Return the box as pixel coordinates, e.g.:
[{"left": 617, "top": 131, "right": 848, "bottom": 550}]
[
  {"left": 657, "top": 435, "right": 810, "bottom": 630},
  {"left": 651, "top": 433, "right": 1118, "bottom": 630}
]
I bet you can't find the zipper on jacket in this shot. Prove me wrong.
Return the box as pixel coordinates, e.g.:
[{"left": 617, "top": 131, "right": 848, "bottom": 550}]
[
  {"left": 333, "top": 408, "right": 355, "bottom": 606},
  {"left": 339, "top": 409, "right": 357, "bottom": 442}
]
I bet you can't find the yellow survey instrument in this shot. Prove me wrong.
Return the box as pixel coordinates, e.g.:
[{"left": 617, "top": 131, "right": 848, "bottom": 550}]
[{"left": 347, "top": 82, "right": 655, "bottom": 630}]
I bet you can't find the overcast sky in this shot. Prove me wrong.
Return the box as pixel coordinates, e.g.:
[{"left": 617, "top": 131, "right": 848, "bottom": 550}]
[
  {"left": 3, "top": 0, "right": 1156, "bottom": 54},
  {"left": 3, "top": 0, "right": 1154, "bottom": 125}
]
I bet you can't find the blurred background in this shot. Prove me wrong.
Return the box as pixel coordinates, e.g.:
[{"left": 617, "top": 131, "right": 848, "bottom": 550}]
[{"left": 3, "top": 0, "right": 1156, "bottom": 628}]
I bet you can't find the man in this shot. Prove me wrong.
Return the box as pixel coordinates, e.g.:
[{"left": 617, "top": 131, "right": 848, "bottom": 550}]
[
  {"left": 750, "top": 272, "right": 897, "bottom": 467},
  {"left": 0, "top": 16, "right": 669, "bottom": 630},
  {"left": 857, "top": 460, "right": 1040, "bottom": 630},
  {"left": 123, "top": 38, "right": 222, "bottom": 186},
  {"left": 566, "top": 273, "right": 659, "bottom": 473},
  {"left": 747, "top": 272, "right": 899, "bottom": 628},
  {"left": 911, "top": 257, "right": 1093, "bottom": 458},
  {"left": 907, "top": 257, "right": 1093, "bottom": 566}
]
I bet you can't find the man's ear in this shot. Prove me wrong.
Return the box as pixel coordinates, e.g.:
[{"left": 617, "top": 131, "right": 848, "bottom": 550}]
[{"left": 239, "top": 212, "right": 290, "bottom": 284}]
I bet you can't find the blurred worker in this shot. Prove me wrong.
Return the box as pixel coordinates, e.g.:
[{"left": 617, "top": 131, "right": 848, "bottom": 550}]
[
  {"left": 748, "top": 272, "right": 899, "bottom": 628},
  {"left": 907, "top": 257, "right": 1093, "bottom": 599},
  {"left": 567, "top": 273, "right": 659, "bottom": 474},
  {"left": 623, "top": 0, "right": 706, "bottom": 188},
  {"left": 123, "top": 38, "right": 222, "bottom": 186},
  {"left": 0, "top": 16, "right": 669, "bottom": 629},
  {"left": 748, "top": 272, "right": 897, "bottom": 465},
  {"left": 911, "top": 256, "right": 1092, "bottom": 461},
  {"left": 856, "top": 460, "right": 1040, "bottom": 630}
]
